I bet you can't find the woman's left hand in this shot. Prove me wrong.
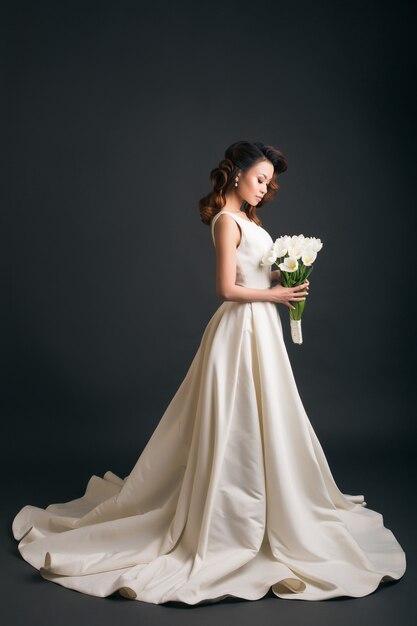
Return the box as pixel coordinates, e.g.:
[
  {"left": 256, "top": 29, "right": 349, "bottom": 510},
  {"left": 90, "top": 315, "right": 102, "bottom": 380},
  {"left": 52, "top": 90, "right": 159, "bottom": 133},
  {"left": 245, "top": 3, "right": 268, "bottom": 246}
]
[{"left": 271, "top": 269, "right": 281, "bottom": 283}]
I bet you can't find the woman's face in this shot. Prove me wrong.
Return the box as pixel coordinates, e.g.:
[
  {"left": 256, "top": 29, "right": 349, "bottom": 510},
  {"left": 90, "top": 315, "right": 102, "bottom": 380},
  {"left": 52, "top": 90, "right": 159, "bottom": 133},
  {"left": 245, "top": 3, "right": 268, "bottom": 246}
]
[{"left": 237, "top": 159, "right": 274, "bottom": 206}]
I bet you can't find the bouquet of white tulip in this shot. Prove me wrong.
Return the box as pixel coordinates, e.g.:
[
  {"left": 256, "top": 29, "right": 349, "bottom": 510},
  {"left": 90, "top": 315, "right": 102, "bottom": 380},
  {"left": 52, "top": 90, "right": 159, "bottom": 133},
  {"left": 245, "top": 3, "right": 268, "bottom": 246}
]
[{"left": 261, "top": 234, "right": 323, "bottom": 344}]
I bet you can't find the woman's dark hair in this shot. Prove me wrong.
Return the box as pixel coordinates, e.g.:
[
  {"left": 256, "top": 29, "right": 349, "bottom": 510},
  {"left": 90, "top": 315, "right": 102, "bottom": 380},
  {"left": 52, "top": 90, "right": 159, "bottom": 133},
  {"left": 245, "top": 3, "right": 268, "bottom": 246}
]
[{"left": 198, "top": 140, "right": 288, "bottom": 227}]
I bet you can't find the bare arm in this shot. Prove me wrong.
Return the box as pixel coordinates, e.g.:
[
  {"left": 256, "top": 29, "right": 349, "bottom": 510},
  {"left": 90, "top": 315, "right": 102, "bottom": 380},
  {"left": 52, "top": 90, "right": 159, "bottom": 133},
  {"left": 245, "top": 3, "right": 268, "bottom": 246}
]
[{"left": 213, "top": 214, "right": 309, "bottom": 307}]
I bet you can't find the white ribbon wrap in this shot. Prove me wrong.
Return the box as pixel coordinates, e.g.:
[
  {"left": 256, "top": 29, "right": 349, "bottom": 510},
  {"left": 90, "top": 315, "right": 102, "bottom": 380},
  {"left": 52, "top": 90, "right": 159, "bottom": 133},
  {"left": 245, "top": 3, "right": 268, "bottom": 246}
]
[{"left": 290, "top": 319, "right": 303, "bottom": 344}]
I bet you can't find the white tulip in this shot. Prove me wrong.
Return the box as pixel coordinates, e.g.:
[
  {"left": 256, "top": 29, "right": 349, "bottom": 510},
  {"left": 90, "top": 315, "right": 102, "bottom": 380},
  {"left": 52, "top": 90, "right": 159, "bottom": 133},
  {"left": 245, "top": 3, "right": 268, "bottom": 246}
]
[
  {"left": 301, "top": 247, "right": 317, "bottom": 266},
  {"left": 279, "top": 256, "right": 299, "bottom": 272},
  {"left": 309, "top": 237, "right": 323, "bottom": 252},
  {"left": 273, "top": 236, "right": 288, "bottom": 258},
  {"left": 260, "top": 246, "right": 277, "bottom": 266},
  {"left": 287, "top": 243, "right": 304, "bottom": 259}
]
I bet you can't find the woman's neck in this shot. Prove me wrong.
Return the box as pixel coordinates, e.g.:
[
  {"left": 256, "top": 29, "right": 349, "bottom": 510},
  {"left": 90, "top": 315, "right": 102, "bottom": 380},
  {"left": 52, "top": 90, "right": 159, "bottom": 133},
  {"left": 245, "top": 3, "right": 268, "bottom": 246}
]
[{"left": 222, "top": 191, "right": 245, "bottom": 214}]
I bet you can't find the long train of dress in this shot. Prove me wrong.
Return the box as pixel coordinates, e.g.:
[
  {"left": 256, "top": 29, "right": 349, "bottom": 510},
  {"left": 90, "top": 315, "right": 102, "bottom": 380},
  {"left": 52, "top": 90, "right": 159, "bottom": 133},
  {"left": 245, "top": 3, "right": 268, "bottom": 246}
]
[{"left": 12, "top": 211, "right": 406, "bottom": 604}]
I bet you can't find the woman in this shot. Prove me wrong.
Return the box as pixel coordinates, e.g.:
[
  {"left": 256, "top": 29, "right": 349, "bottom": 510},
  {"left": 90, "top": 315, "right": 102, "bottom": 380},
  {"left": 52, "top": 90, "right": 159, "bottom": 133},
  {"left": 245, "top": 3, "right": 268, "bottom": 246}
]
[{"left": 12, "top": 140, "right": 406, "bottom": 605}]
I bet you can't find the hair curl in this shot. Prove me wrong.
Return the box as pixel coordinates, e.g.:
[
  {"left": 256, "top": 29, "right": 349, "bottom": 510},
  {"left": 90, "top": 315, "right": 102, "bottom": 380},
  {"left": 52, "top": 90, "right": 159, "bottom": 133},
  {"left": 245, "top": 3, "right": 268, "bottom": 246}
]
[{"left": 198, "top": 140, "right": 288, "bottom": 227}]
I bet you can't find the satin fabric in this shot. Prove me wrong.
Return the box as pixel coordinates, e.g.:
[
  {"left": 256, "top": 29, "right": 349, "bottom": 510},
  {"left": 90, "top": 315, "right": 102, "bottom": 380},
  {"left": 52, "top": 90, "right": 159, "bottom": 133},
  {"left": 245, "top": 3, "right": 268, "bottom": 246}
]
[{"left": 12, "top": 210, "right": 406, "bottom": 604}]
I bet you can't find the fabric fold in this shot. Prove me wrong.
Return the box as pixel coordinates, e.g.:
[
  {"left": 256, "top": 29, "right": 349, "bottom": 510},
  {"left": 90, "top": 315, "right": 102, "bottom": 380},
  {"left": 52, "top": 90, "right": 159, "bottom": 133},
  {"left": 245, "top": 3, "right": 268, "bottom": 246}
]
[{"left": 12, "top": 210, "right": 406, "bottom": 604}]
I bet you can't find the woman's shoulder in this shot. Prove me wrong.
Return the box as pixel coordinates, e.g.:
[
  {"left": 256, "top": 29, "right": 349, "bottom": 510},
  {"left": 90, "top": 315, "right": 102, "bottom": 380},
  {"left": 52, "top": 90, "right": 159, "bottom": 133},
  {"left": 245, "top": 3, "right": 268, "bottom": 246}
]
[
  {"left": 211, "top": 210, "right": 231, "bottom": 222},
  {"left": 211, "top": 211, "right": 243, "bottom": 232},
  {"left": 210, "top": 211, "right": 244, "bottom": 245},
  {"left": 211, "top": 211, "right": 251, "bottom": 225}
]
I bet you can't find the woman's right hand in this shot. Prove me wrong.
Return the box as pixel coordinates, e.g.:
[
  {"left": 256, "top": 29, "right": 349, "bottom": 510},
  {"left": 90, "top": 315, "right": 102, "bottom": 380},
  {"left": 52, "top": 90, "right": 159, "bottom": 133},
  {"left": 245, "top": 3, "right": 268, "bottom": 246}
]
[{"left": 269, "top": 280, "right": 310, "bottom": 309}]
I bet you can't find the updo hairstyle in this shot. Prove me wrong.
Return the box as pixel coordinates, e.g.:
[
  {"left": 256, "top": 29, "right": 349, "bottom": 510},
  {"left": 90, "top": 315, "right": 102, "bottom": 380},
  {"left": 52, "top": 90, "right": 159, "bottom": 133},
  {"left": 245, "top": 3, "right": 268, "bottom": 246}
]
[{"left": 198, "top": 140, "right": 288, "bottom": 226}]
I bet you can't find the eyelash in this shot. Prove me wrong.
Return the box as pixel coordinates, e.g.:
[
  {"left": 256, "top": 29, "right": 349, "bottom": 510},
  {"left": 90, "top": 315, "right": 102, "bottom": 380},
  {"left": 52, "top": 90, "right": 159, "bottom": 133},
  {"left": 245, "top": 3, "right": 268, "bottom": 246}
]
[{"left": 258, "top": 179, "right": 270, "bottom": 186}]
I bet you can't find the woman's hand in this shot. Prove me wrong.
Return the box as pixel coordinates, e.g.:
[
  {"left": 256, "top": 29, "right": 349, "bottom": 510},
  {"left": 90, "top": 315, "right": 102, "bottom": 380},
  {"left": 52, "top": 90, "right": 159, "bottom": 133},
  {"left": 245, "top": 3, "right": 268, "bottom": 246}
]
[
  {"left": 270, "top": 269, "right": 281, "bottom": 283},
  {"left": 269, "top": 279, "right": 310, "bottom": 309}
]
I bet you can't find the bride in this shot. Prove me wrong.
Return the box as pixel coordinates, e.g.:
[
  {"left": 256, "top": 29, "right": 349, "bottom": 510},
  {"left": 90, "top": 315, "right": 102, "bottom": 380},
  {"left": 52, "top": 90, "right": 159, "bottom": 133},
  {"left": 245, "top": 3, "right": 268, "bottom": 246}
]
[{"left": 12, "top": 140, "right": 406, "bottom": 605}]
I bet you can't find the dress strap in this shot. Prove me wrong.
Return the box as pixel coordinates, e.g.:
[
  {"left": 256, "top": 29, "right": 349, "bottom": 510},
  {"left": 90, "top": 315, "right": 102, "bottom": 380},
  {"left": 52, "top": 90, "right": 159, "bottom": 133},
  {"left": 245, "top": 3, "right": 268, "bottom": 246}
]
[{"left": 211, "top": 211, "right": 245, "bottom": 245}]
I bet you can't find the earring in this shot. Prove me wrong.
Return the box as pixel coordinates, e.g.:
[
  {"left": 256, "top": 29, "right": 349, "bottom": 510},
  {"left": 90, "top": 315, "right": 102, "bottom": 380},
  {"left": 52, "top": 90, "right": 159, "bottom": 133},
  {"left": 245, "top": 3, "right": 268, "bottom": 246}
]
[{"left": 235, "top": 173, "right": 240, "bottom": 187}]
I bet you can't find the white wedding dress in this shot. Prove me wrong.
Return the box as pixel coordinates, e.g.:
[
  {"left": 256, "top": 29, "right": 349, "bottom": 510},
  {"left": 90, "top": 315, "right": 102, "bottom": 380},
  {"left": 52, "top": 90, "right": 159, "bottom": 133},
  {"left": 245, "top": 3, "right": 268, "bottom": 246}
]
[{"left": 12, "top": 210, "right": 406, "bottom": 604}]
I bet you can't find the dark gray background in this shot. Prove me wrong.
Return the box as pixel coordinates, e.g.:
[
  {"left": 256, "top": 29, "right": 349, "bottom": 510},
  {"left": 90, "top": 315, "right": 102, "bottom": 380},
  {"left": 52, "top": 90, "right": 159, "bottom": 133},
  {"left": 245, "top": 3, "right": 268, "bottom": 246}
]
[{"left": 2, "top": 1, "right": 415, "bottom": 625}]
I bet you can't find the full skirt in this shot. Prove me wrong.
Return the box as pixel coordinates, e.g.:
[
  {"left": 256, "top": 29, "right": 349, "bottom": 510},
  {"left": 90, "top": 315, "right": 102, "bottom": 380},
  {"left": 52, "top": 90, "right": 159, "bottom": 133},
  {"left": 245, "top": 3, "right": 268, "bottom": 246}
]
[{"left": 12, "top": 301, "right": 406, "bottom": 604}]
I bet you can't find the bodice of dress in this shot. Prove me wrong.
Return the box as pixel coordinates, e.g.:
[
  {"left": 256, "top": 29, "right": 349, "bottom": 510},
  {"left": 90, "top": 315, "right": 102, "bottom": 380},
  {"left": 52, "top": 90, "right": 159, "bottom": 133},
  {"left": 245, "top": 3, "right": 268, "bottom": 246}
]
[{"left": 211, "top": 210, "right": 274, "bottom": 289}]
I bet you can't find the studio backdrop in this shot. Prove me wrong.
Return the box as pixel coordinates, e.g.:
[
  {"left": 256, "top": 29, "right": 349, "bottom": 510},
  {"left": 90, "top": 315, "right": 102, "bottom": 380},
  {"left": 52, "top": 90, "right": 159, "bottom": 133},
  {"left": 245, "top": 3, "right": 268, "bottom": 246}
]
[{"left": 2, "top": 0, "right": 415, "bottom": 477}]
